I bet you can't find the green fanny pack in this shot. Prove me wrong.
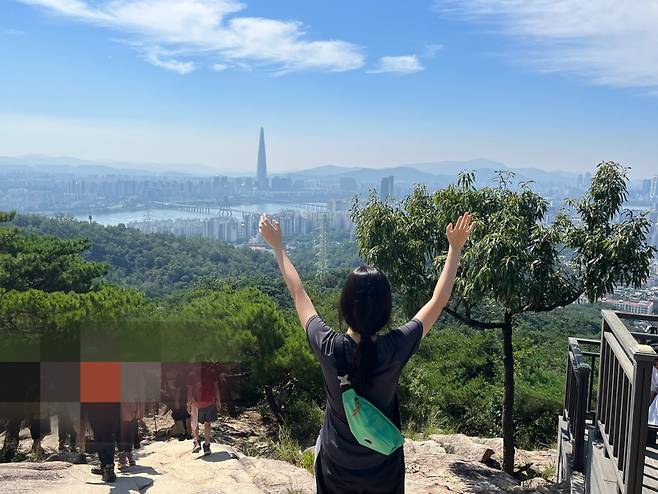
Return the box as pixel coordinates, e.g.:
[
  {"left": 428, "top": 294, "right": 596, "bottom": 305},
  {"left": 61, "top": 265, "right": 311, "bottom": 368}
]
[{"left": 334, "top": 335, "right": 405, "bottom": 456}]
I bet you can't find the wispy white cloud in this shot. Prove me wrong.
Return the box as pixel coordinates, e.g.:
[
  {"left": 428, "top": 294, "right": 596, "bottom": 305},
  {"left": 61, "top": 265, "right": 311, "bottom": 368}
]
[
  {"left": 435, "top": 0, "right": 658, "bottom": 91},
  {"left": 17, "top": 0, "right": 365, "bottom": 74},
  {"left": 146, "top": 53, "right": 196, "bottom": 74},
  {"left": 369, "top": 55, "right": 424, "bottom": 75},
  {"left": 211, "top": 63, "right": 228, "bottom": 72}
]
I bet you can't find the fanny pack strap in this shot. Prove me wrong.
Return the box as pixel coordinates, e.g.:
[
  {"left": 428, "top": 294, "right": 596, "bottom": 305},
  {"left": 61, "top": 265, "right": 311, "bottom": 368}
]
[{"left": 334, "top": 335, "right": 352, "bottom": 391}]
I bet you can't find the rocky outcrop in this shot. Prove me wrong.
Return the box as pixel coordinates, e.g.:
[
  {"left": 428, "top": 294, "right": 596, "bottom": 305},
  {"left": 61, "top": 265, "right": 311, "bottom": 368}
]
[
  {"left": 404, "top": 434, "right": 565, "bottom": 493},
  {"left": 0, "top": 426, "right": 565, "bottom": 493}
]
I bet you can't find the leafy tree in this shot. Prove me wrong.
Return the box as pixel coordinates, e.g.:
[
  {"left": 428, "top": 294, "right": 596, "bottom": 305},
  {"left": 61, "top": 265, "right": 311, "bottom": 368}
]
[
  {"left": 351, "top": 161, "right": 656, "bottom": 472},
  {"left": 0, "top": 230, "right": 107, "bottom": 293},
  {"left": 1, "top": 209, "right": 107, "bottom": 292}
]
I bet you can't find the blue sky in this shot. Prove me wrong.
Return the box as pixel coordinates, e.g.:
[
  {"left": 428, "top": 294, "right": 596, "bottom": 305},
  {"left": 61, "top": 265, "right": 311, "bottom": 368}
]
[{"left": 1, "top": 0, "right": 657, "bottom": 177}]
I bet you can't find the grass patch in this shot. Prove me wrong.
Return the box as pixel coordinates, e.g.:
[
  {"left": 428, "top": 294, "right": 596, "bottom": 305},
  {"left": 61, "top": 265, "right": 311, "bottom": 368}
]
[
  {"left": 269, "top": 426, "right": 315, "bottom": 474},
  {"left": 537, "top": 461, "right": 556, "bottom": 481}
]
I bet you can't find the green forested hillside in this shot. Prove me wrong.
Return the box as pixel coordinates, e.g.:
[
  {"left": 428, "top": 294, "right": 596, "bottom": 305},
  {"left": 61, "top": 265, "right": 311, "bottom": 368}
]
[{"left": 10, "top": 215, "right": 278, "bottom": 297}]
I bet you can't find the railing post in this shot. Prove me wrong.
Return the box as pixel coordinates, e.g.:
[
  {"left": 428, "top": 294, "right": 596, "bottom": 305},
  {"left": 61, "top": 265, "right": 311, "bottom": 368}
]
[
  {"left": 566, "top": 339, "right": 593, "bottom": 473},
  {"left": 624, "top": 344, "right": 655, "bottom": 494},
  {"left": 573, "top": 362, "right": 591, "bottom": 471},
  {"left": 596, "top": 318, "right": 610, "bottom": 428}
]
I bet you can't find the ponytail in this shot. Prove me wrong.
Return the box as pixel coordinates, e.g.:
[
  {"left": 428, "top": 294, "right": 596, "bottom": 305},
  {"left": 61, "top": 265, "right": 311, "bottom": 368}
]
[
  {"left": 351, "top": 332, "right": 377, "bottom": 388},
  {"left": 339, "top": 266, "right": 392, "bottom": 388}
]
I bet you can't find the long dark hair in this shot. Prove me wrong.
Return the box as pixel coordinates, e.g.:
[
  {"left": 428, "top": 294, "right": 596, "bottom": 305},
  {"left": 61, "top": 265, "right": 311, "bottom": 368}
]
[{"left": 339, "top": 266, "right": 392, "bottom": 387}]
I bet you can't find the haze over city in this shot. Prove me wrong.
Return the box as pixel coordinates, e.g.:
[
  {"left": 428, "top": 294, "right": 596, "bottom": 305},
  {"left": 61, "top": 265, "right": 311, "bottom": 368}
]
[{"left": 1, "top": 0, "right": 657, "bottom": 176}]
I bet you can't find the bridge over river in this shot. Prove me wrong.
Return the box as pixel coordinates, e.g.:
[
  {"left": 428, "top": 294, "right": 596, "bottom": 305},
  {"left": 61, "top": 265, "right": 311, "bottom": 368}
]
[{"left": 151, "top": 201, "right": 328, "bottom": 217}]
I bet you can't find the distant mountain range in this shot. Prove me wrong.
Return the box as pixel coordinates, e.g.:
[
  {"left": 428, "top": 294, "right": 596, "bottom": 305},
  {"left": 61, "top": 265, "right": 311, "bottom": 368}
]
[
  {"left": 0, "top": 155, "right": 217, "bottom": 176},
  {"left": 284, "top": 159, "right": 579, "bottom": 186},
  {"left": 0, "top": 155, "right": 580, "bottom": 186}
]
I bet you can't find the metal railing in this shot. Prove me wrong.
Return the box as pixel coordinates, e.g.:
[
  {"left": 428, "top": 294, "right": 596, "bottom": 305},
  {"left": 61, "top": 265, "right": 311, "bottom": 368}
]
[
  {"left": 594, "top": 310, "right": 657, "bottom": 494},
  {"left": 564, "top": 337, "right": 596, "bottom": 471}
]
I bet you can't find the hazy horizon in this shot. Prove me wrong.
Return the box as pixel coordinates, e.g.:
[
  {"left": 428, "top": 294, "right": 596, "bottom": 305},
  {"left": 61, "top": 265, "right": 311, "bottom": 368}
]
[{"left": 0, "top": 152, "right": 592, "bottom": 179}]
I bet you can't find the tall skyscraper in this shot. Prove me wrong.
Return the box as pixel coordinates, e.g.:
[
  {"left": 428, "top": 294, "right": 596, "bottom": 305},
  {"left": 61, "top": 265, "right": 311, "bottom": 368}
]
[
  {"left": 380, "top": 176, "right": 394, "bottom": 200},
  {"left": 257, "top": 127, "right": 268, "bottom": 190},
  {"left": 651, "top": 175, "right": 658, "bottom": 200}
]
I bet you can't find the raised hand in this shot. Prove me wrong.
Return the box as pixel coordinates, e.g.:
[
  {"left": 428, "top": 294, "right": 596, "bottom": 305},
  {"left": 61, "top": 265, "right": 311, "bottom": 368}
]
[
  {"left": 446, "top": 212, "right": 474, "bottom": 252},
  {"left": 259, "top": 214, "right": 283, "bottom": 251}
]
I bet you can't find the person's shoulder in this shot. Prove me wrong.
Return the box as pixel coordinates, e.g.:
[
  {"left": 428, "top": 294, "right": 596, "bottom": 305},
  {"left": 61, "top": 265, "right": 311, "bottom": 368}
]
[
  {"left": 305, "top": 314, "right": 335, "bottom": 333},
  {"left": 304, "top": 314, "right": 320, "bottom": 330},
  {"left": 385, "top": 319, "right": 423, "bottom": 337},
  {"left": 381, "top": 319, "right": 424, "bottom": 361}
]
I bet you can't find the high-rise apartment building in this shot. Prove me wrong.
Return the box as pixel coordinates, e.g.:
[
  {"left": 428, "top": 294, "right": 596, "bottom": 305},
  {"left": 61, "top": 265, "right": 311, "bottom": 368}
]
[{"left": 380, "top": 176, "right": 394, "bottom": 200}]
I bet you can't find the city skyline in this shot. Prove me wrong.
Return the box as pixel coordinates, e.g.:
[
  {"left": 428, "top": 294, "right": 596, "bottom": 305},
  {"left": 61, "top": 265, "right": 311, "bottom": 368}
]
[{"left": 1, "top": 1, "right": 658, "bottom": 177}]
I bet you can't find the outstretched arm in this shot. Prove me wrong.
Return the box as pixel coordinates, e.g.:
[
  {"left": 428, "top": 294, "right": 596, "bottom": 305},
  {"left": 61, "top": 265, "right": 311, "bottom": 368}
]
[
  {"left": 259, "top": 214, "right": 317, "bottom": 329},
  {"left": 414, "top": 212, "right": 474, "bottom": 338}
]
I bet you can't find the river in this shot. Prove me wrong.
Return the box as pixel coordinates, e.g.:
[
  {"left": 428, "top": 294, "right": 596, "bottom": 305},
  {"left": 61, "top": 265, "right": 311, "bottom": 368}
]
[{"left": 74, "top": 203, "right": 322, "bottom": 226}]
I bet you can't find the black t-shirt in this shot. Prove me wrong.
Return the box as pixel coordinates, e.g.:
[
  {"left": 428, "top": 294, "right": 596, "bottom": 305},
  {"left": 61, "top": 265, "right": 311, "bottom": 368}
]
[{"left": 306, "top": 315, "right": 423, "bottom": 471}]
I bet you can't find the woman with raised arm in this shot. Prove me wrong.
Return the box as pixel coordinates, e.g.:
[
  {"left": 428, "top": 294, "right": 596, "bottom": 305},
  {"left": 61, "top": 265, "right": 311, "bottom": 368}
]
[{"left": 259, "top": 212, "right": 473, "bottom": 494}]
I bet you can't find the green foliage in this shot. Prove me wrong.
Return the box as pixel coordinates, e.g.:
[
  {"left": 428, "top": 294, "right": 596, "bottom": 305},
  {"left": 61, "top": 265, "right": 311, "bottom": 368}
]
[
  {"left": 270, "top": 426, "right": 306, "bottom": 465},
  {"left": 399, "top": 304, "right": 601, "bottom": 449},
  {"left": 352, "top": 161, "right": 655, "bottom": 321},
  {"left": 300, "top": 449, "right": 316, "bottom": 474},
  {"left": 0, "top": 285, "right": 152, "bottom": 361},
  {"left": 400, "top": 325, "right": 502, "bottom": 438},
  {"left": 269, "top": 425, "right": 316, "bottom": 474},
  {"left": 287, "top": 232, "right": 362, "bottom": 275},
  {"left": 281, "top": 395, "right": 324, "bottom": 444},
  {"left": 0, "top": 226, "right": 107, "bottom": 293},
  {"left": 565, "top": 162, "right": 657, "bottom": 300},
  {"left": 194, "top": 275, "right": 294, "bottom": 310},
  {"left": 9, "top": 214, "right": 278, "bottom": 297}
]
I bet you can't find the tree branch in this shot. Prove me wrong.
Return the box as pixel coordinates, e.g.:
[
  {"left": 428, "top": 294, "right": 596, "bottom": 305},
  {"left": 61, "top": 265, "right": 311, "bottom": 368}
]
[
  {"left": 522, "top": 290, "right": 583, "bottom": 313},
  {"left": 444, "top": 306, "right": 506, "bottom": 330}
]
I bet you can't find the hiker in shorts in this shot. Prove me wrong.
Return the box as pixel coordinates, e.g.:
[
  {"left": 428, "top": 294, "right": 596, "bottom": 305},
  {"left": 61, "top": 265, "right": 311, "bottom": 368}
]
[
  {"left": 162, "top": 363, "right": 193, "bottom": 440},
  {"left": 260, "top": 212, "right": 473, "bottom": 493},
  {"left": 187, "top": 362, "right": 221, "bottom": 455}
]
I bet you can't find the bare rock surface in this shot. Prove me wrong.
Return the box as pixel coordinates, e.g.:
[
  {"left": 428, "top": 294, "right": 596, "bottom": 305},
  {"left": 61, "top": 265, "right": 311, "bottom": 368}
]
[
  {"left": 0, "top": 425, "right": 565, "bottom": 494},
  {"left": 404, "top": 435, "right": 564, "bottom": 494},
  {"left": 0, "top": 440, "right": 314, "bottom": 493}
]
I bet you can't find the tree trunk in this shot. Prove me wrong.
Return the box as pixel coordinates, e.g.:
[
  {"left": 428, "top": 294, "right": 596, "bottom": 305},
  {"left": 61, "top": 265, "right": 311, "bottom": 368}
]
[{"left": 501, "top": 321, "right": 515, "bottom": 474}]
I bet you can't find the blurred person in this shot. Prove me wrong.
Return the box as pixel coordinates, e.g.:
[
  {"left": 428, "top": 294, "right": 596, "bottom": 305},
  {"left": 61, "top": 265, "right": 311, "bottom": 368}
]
[
  {"left": 57, "top": 403, "right": 78, "bottom": 453},
  {"left": 84, "top": 403, "right": 119, "bottom": 483},
  {"left": 162, "top": 363, "right": 192, "bottom": 441},
  {"left": 187, "top": 362, "right": 221, "bottom": 456}
]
